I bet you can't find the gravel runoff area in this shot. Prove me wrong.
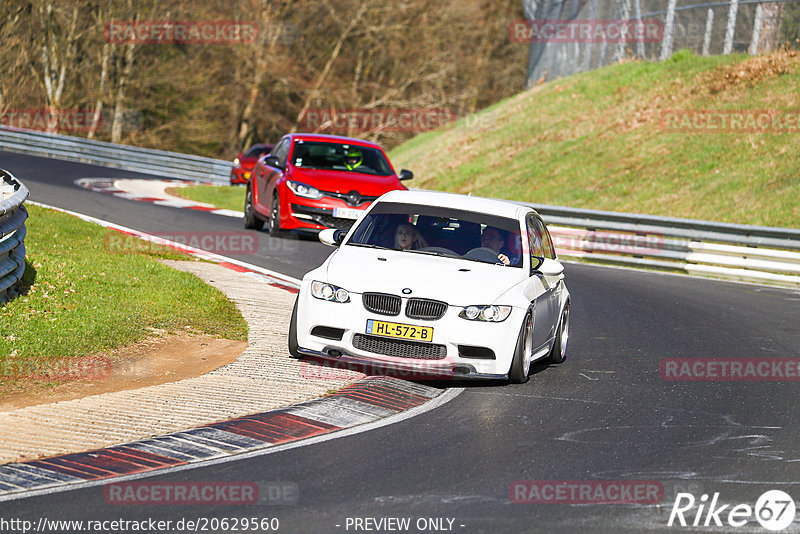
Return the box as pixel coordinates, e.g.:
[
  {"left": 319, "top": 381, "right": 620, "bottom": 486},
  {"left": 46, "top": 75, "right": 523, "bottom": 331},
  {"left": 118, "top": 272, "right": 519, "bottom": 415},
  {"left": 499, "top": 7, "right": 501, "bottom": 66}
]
[{"left": 0, "top": 260, "right": 365, "bottom": 464}]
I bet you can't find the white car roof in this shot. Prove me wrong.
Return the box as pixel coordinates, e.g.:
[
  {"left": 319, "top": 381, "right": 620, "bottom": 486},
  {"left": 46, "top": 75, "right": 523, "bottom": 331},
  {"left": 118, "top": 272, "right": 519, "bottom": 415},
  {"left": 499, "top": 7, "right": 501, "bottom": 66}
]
[{"left": 378, "top": 190, "right": 534, "bottom": 220}]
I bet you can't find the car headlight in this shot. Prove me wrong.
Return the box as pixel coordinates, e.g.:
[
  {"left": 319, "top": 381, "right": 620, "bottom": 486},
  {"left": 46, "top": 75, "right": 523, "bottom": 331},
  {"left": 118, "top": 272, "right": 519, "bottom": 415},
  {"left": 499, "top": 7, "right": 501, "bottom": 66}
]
[
  {"left": 287, "top": 180, "right": 323, "bottom": 199},
  {"left": 233, "top": 157, "right": 241, "bottom": 168},
  {"left": 459, "top": 305, "right": 512, "bottom": 322},
  {"left": 311, "top": 281, "right": 350, "bottom": 303}
]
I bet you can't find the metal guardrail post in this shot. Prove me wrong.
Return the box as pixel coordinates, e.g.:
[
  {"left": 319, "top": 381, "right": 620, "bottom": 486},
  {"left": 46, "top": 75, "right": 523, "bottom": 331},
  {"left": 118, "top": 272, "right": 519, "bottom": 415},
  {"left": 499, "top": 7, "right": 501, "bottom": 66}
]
[{"left": 0, "top": 169, "right": 29, "bottom": 302}]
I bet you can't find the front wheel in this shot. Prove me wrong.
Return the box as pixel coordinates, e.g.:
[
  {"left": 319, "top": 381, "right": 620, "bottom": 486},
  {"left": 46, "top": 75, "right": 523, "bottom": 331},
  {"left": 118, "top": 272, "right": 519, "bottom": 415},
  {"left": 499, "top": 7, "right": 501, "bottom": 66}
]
[
  {"left": 269, "top": 193, "right": 283, "bottom": 236},
  {"left": 243, "top": 187, "right": 264, "bottom": 230},
  {"left": 547, "top": 301, "right": 570, "bottom": 364},
  {"left": 509, "top": 310, "right": 533, "bottom": 384},
  {"left": 288, "top": 299, "right": 301, "bottom": 358}
]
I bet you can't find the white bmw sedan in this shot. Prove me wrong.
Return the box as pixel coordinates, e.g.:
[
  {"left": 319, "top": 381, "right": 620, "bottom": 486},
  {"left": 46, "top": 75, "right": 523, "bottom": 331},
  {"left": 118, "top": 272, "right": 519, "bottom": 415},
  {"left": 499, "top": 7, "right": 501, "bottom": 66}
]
[{"left": 288, "top": 190, "right": 570, "bottom": 383}]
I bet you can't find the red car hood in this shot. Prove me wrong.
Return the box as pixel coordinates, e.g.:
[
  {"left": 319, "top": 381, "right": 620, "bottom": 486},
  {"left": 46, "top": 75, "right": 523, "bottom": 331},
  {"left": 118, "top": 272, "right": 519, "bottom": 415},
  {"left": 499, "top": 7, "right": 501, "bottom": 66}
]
[
  {"left": 289, "top": 167, "right": 404, "bottom": 196},
  {"left": 239, "top": 157, "right": 259, "bottom": 170}
]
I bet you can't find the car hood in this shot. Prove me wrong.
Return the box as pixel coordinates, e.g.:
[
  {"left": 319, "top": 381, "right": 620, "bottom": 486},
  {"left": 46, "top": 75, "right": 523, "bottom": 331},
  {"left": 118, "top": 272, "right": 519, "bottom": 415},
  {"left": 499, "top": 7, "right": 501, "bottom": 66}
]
[
  {"left": 290, "top": 167, "right": 403, "bottom": 196},
  {"left": 322, "top": 245, "right": 524, "bottom": 307},
  {"left": 239, "top": 158, "right": 259, "bottom": 169}
]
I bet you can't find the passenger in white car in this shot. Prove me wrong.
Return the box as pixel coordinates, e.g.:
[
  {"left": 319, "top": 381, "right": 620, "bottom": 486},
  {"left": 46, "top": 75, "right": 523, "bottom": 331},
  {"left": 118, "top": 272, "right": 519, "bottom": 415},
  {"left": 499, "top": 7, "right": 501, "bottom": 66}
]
[{"left": 394, "top": 223, "right": 428, "bottom": 251}]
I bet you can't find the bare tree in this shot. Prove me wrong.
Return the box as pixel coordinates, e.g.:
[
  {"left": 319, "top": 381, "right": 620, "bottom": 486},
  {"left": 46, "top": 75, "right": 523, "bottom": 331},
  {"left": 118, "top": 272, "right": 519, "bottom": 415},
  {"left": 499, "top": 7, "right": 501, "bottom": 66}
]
[
  {"left": 232, "top": 0, "right": 296, "bottom": 149},
  {"left": 291, "top": 1, "right": 368, "bottom": 133},
  {"left": 24, "top": 1, "right": 82, "bottom": 132}
]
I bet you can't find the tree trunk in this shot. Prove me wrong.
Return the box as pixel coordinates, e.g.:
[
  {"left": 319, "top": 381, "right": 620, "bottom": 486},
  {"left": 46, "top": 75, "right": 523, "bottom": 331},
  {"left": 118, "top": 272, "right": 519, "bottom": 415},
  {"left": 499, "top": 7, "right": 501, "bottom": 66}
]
[
  {"left": 111, "top": 40, "right": 135, "bottom": 143},
  {"left": 88, "top": 41, "right": 110, "bottom": 139},
  {"left": 758, "top": 3, "right": 784, "bottom": 54},
  {"left": 37, "top": 2, "right": 79, "bottom": 132}
]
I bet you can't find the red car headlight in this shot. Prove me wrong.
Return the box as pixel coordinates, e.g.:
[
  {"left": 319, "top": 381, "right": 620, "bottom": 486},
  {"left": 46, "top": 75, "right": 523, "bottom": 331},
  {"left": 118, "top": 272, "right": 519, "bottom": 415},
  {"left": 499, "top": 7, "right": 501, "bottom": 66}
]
[{"left": 287, "top": 180, "right": 323, "bottom": 200}]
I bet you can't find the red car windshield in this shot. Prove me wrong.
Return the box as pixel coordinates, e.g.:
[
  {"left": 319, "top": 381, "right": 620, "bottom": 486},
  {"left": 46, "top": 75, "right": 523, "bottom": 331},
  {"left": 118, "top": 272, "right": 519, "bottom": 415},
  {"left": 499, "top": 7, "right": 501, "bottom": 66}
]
[
  {"left": 244, "top": 145, "right": 271, "bottom": 158},
  {"left": 290, "top": 141, "right": 393, "bottom": 176}
]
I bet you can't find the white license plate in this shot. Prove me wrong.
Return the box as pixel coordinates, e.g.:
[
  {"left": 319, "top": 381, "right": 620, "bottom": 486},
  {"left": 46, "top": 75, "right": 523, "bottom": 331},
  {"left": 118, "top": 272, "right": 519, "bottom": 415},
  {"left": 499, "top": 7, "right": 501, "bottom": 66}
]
[{"left": 333, "top": 208, "right": 362, "bottom": 220}]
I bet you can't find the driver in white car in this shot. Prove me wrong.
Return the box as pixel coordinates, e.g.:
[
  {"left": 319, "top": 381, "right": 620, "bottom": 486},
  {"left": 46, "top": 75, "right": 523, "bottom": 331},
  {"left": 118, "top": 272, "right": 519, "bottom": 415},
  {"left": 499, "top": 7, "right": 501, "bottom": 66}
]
[{"left": 480, "top": 226, "right": 511, "bottom": 266}]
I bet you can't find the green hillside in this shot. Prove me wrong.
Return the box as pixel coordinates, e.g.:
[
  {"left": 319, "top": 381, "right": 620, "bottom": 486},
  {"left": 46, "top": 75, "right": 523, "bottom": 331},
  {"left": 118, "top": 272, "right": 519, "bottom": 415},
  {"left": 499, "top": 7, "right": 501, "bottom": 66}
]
[{"left": 389, "top": 49, "right": 800, "bottom": 228}]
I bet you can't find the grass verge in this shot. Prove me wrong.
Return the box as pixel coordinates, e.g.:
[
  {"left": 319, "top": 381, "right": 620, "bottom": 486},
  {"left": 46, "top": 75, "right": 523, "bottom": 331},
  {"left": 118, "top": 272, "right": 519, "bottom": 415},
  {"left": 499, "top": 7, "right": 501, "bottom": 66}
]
[
  {"left": 389, "top": 49, "right": 800, "bottom": 228},
  {"left": 1, "top": 205, "right": 248, "bottom": 377},
  {"left": 167, "top": 184, "right": 245, "bottom": 212}
]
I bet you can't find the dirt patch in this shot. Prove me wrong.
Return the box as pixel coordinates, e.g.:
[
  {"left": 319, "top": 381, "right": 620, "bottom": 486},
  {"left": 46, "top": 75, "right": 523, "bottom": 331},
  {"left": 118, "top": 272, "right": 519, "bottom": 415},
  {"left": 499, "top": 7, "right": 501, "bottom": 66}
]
[
  {"left": 703, "top": 49, "right": 800, "bottom": 94},
  {"left": 0, "top": 333, "right": 247, "bottom": 411}
]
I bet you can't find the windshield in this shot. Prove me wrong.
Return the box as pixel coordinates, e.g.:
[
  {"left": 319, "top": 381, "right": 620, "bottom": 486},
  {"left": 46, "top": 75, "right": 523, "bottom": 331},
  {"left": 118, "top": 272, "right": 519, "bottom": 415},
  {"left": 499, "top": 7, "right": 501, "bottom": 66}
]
[
  {"left": 347, "top": 202, "right": 523, "bottom": 267},
  {"left": 290, "top": 141, "right": 393, "bottom": 176},
  {"left": 244, "top": 145, "right": 271, "bottom": 158}
]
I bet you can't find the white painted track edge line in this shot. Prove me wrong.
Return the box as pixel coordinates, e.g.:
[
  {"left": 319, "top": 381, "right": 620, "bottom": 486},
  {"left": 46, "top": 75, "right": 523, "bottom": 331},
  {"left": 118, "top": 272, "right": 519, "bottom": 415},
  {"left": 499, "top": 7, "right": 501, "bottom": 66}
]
[{"left": 26, "top": 200, "right": 300, "bottom": 287}]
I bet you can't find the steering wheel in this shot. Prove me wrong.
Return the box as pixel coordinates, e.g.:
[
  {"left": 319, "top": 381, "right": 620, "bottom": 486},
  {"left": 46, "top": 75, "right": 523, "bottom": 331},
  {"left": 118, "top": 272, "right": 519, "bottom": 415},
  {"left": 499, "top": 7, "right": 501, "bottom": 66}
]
[{"left": 464, "top": 247, "right": 504, "bottom": 264}]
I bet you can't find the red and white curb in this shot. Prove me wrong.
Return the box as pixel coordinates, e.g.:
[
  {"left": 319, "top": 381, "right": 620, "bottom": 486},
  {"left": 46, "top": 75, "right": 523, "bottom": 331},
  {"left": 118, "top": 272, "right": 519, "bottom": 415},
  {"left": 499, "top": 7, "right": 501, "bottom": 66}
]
[
  {"left": 75, "top": 177, "right": 243, "bottom": 218},
  {"left": 0, "top": 377, "right": 456, "bottom": 501}
]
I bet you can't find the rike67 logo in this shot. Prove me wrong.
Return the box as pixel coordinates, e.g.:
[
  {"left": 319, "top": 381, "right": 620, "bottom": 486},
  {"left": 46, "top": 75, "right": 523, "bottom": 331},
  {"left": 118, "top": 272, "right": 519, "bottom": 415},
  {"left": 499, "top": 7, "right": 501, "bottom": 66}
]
[{"left": 668, "top": 490, "right": 795, "bottom": 531}]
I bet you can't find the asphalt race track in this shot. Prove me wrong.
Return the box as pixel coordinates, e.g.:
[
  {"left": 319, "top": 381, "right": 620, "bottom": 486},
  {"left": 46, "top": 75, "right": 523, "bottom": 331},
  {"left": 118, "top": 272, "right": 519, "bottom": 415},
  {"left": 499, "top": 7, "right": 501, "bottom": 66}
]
[
  {"left": 2, "top": 151, "right": 330, "bottom": 279},
  {"left": 3, "top": 151, "right": 800, "bottom": 533}
]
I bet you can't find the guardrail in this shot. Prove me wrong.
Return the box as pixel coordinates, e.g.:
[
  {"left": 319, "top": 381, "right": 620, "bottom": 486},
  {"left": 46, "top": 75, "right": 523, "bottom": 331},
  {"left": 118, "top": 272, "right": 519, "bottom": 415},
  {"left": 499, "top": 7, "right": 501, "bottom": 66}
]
[
  {"left": 526, "top": 203, "right": 800, "bottom": 288},
  {"left": 1, "top": 128, "right": 798, "bottom": 288},
  {"left": 0, "top": 127, "right": 231, "bottom": 184},
  {"left": 0, "top": 169, "right": 29, "bottom": 302}
]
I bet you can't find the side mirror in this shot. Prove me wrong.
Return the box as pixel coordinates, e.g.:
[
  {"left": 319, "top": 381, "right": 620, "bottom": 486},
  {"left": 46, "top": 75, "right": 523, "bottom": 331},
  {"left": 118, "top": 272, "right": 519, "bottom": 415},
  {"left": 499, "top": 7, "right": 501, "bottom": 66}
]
[
  {"left": 319, "top": 228, "right": 345, "bottom": 247},
  {"left": 532, "top": 257, "right": 564, "bottom": 278},
  {"left": 265, "top": 155, "right": 282, "bottom": 169},
  {"left": 398, "top": 169, "right": 413, "bottom": 181}
]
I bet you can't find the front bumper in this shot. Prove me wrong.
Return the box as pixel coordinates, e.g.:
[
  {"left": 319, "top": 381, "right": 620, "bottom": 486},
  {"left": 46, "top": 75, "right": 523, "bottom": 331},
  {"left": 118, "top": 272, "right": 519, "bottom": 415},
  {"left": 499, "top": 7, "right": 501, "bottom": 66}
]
[
  {"left": 296, "top": 346, "right": 508, "bottom": 380},
  {"left": 295, "top": 286, "right": 524, "bottom": 380},
  {"left": 230, "top": 169, "right": 251, "bottom": 184},
  {"left": 281, "top": 191, "right": 369, "bottom": 231}
]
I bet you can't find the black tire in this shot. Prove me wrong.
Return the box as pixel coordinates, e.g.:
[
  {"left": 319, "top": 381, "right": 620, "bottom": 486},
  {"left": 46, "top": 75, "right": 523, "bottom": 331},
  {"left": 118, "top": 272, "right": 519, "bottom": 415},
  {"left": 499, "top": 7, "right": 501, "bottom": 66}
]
[
  {"left": 509, "top": 310, "right": 533, "bottom": 384},
  {"left": 243, "top": 187, "right": 264, "bottom": 230},
  {"left": 268, "top": 193, "right": 283, "bottom": 236},
  {"left": 547, "top": 301, "right": 570, "bottom": 364},
  {"left": 288, "top": 299, "right": 301, "bottom": 358}
]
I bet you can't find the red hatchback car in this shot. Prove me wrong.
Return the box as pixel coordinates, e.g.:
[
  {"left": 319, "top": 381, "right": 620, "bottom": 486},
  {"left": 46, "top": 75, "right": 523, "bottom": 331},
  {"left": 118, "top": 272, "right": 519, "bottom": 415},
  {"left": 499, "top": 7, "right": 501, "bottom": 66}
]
[
  {"left": 230, "top": 143, "right": 274, "bottom": 185},
  {"left": 244, "top": 134, "right": 413, "bottom": 234}
]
